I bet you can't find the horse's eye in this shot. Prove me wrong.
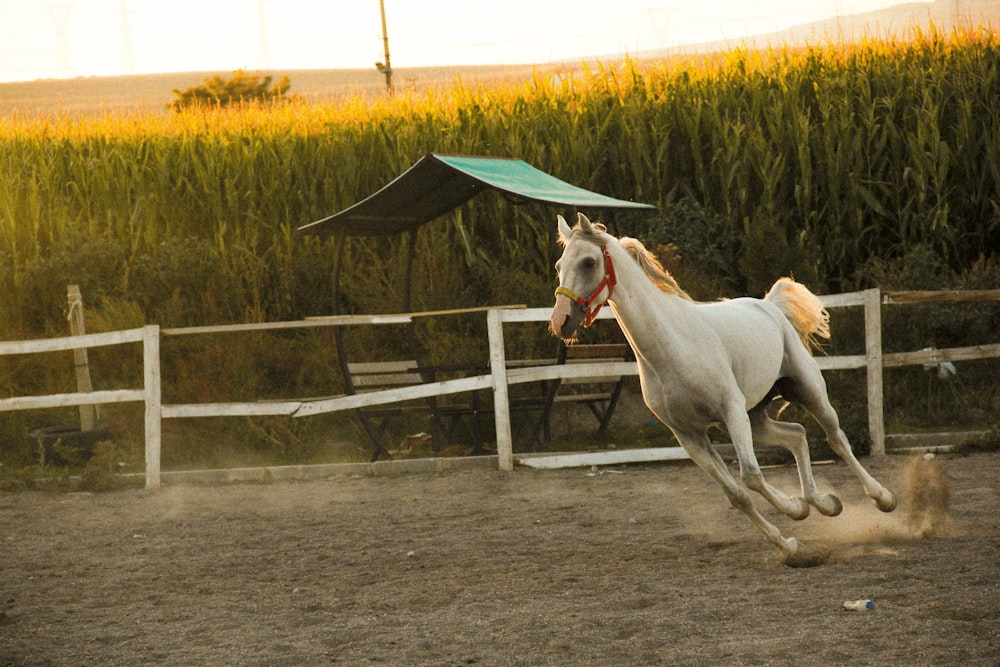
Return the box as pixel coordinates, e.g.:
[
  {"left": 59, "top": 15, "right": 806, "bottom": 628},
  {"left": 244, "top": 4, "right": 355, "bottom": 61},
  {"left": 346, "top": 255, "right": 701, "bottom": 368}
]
[{"left": 582, "top": 257, "right": 597, "bottom": 270}]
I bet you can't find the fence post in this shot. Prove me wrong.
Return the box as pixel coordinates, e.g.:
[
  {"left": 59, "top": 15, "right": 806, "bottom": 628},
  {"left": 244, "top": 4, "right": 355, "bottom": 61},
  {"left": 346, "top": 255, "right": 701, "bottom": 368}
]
[
  {"left": 863, "top": 288, "right": 886, "bottom": 456},
  {"left": 487, "top": 309, "right": 514, "bottom": 471},
  {"left": 143, "top": 325, "right": 162, "bottom": 489}
]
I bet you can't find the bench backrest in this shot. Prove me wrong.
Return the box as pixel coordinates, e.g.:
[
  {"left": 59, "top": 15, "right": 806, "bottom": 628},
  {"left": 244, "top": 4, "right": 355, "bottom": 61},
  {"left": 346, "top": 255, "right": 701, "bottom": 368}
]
[
  {"left": 559, "top": 343, "right": 633, "bottom": 386},
  {"left": 346, "top": 360, "right": 424, "bottom": 394}
]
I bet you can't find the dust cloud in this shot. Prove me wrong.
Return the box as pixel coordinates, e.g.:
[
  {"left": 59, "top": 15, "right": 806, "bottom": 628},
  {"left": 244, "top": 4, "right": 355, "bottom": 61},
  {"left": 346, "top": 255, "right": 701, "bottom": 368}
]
[
  {"left": 793, "top": 453, "right": 957, "bottom": 563},
  {"left": 670, "top": 455, "right": 959, "bottom": 566}
]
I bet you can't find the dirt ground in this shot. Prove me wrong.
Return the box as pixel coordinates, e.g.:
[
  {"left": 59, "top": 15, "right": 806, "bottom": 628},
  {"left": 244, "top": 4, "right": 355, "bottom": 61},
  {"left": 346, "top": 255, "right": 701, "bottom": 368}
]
[{"left": 2, "top": 450, "right": 998, "bottom": 666}]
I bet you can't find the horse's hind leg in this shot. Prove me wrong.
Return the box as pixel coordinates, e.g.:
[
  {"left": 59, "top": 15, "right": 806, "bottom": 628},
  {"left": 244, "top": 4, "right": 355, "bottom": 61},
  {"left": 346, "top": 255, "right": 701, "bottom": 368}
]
[
  {"left": 818, "top": 404, "right": 896, "bottom": 511},
  {"left": 780, "top": 363, "right": 897, "bottom": 512},
  {"left": 676, "top": 430, "right": 803, "bottom": 560},
  {"left": 749, "top": 406, "right": 843, "bottom": 517}
]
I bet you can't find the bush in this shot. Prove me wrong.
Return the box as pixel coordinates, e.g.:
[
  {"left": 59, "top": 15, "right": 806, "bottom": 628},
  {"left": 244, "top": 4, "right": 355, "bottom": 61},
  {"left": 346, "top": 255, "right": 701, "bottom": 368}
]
[
  {"left": 128, "top": 237, "right": 234, "bottom": 326},
  {"left": 168, "top": 70, "right": 292, "bottom": 111},
  {"left": 18, "top": 232, "right": 130, "bottom": 334}
]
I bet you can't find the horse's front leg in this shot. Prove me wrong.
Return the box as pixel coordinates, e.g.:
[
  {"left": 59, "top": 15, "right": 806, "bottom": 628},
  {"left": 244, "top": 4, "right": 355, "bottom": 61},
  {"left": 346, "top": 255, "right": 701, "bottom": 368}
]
[
  {"left": 723, "top": 401, "right": 810, "bottom": 520},
  {"left": 674, "top": 430, "right": 803, "bottom": 560}
]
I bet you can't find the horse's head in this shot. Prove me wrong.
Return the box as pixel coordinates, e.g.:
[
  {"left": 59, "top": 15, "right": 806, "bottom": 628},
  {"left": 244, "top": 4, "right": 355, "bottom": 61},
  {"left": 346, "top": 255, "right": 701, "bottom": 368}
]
[{"left": 549, "top": 213, "right": 616, "bottom": 341}]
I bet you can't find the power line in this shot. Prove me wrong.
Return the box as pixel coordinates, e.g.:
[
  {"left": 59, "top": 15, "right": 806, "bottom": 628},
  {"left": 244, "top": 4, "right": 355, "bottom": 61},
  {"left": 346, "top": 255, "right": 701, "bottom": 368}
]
[
  {"left": 47, "top": 2, "right": 75, "bottom": 75},
  {"left": 116, "top": 0, "right": 135, "bottom": 75},
  {"left": 257, "top": 0, "right": 271, "bottom": 69}
]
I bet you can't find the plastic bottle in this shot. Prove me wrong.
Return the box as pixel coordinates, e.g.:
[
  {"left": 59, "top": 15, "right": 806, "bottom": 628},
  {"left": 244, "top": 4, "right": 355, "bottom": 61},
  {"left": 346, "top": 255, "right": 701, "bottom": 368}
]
[{"left": 843, "top": 599, "right": 874, "bottom": 611}]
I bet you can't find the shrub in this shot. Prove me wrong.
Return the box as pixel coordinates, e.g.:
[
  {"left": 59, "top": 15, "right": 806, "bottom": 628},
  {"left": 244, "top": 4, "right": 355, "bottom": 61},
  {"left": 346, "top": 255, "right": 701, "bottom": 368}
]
[{"left": 168, "top": 70, "right": 292, "bottom": 111}]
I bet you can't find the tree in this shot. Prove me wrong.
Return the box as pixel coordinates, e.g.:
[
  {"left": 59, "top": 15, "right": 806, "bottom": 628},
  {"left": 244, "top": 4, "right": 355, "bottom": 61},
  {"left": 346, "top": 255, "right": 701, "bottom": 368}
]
[{"left": 168, "top": 69, "right": 292, "bottom": 111}]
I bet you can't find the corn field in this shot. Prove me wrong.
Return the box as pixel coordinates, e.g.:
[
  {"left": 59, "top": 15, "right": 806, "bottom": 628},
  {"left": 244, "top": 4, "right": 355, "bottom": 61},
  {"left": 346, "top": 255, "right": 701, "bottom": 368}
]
[
  {"left": 2, "top": 30, "right": 999, "bottom": 333},
  {"left": 1, "top": 29, "right": 999, "bottom": 469}
]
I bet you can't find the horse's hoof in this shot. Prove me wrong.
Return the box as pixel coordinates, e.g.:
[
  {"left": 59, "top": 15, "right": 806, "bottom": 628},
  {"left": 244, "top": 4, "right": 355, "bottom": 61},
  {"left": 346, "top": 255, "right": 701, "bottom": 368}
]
[
  {"left": 781, "top": 539, "right": 831, "bottom": 568},
  {"left": 781, "top": 537, "right": 800, "bottom": 556},
  {"left": 812, "top": 493, "right": 843, "bottom": 517},
  {"left": 874, "top": 489, "right": 897, "bottom": 513},
  {"left": 788, "top": 497, "right": 811, "bottom": 521}
]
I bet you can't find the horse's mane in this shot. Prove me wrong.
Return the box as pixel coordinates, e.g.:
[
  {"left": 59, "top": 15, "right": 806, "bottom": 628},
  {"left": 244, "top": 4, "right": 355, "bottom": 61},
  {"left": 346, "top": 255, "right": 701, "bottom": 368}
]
[
  {"left": 619, "top": 237, "right": 693, "bottom": 300},
  {"left": 566, "top": 222, "right": 692, "bottom": 301}
]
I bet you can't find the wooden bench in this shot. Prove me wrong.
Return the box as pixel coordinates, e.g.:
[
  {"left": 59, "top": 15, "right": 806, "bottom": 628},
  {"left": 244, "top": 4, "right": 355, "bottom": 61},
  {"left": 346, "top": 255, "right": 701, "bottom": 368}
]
[
  {"left": 554, "top": 343, "right": 633, "bottom": 431},
  {"left": 512, "top": 342, "right": 634, "bottom": 448},
  {"left": 346, "top": 344, "right": 633, "bottom": 458},
  {"left": 346, "top": 360, "right": 483, "bottom": 461}
]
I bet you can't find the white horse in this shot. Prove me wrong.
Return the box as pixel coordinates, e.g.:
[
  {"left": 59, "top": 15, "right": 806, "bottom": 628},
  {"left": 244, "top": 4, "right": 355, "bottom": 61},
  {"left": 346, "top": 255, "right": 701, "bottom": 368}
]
[{"left": 549, "top": 213, "right": 896, "bottom": 565}]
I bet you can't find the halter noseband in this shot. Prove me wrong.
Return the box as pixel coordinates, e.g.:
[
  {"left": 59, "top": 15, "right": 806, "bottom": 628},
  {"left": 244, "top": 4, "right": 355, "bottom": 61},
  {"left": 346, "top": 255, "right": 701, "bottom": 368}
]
[{"left": 554, "top": 244, "right": 616, "bottom": 328}]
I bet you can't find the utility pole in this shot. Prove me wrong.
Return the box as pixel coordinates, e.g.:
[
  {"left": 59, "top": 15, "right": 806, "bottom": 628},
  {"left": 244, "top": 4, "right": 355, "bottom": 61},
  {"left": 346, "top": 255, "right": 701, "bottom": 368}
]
[{"left": 376, "top": 0, "right": 393, "bottom": 94}]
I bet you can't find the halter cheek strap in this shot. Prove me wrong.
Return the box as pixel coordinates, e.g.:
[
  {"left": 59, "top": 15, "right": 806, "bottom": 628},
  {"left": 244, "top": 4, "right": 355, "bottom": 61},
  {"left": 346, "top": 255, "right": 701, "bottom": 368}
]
[{"left": 554, "top": 244, "right": 616, "bottom": 328}]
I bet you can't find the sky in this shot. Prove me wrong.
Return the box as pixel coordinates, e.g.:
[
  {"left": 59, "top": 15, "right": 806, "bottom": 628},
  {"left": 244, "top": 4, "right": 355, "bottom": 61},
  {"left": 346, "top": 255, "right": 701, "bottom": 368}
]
[{"left": 0, "top": 0, "right": 927, "bottom": 84}]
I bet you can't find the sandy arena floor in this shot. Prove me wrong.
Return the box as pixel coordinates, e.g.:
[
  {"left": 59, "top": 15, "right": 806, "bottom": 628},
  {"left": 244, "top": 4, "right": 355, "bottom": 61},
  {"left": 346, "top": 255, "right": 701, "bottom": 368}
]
[{"left": 2, "top": 451, "right": 998, "bottom": 666}]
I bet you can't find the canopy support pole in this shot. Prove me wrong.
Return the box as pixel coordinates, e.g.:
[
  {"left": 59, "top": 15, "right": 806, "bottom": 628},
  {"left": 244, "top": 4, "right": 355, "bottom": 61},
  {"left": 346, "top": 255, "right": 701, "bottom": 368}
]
[
  {"left": 331, "top": 232, "right": 347, "bottom": 315},
  {"left": 330, "top": 233, "right": 355, "bottom": 393},
  {"left": 402, "top": 229, "right": 417, "bottom": 313}
]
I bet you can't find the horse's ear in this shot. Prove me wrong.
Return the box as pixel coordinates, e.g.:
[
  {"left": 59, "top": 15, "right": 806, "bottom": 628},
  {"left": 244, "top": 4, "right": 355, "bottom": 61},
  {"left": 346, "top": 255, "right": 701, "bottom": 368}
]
[
  {"left": 577, "top": 212, "right": 593, "bottom": 231},
  {"left": 557, "top": 215, "right": 573, "bottom": 244}
]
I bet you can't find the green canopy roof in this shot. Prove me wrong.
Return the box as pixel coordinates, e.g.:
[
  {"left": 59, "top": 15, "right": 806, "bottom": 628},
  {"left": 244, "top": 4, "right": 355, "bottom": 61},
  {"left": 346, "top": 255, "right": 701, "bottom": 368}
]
[{"left": 298, "top": 153, "right": 656, "bottom": 237}]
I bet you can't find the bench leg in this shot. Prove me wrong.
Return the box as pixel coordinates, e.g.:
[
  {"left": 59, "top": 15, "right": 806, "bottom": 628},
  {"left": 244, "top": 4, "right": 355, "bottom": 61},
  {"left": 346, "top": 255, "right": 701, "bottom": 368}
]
[
  {"left": 524, "top": 394, "right": 558, "bottom": 451},
  {"left": 356, "top": 410, "right": 393, "bottom": 462},
  {"left": 597, "top": 381, "right": 627, "bottom": 433},
  {"left": 432, "top": 408, "right": 486, "bottom": 454}
]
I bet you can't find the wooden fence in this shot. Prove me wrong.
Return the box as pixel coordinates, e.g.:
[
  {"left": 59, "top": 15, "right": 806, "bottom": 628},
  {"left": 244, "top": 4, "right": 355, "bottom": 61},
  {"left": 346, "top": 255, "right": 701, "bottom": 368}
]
[
  {"left": 0, "top": 326, "right": 163, "bottom": 484},
  {"left": 0, "top": 289, "right": 997, "bottom": 488}
]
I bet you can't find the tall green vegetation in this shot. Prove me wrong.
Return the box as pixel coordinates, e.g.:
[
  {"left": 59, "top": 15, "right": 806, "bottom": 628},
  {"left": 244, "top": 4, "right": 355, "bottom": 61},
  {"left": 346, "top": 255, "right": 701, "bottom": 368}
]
[
  {"left": 3, "top": 30, "right": 998, "bottom": 334},
  {"left": 2, "top": 31, "right": 996, "bottom": 335},
  {"left": 1, "top": 29, "right": 998, "bottom": 469}
]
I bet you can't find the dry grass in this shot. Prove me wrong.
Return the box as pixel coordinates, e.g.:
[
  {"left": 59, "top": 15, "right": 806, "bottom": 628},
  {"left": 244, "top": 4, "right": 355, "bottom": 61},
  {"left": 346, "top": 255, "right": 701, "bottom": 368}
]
[
  {"left": 0, "top": 65, "right": 546, "bottom": 118},
  {"left": 2, "top": 0, "right": 997, "bottom": 118}
]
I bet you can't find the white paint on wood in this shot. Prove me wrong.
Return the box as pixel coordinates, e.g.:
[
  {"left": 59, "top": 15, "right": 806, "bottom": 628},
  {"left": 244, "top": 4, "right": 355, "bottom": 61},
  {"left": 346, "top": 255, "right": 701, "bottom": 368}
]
[
  {"left": 143, "top": 325, "right": 162, "bottom": 490},
  {"left": 814, "top": 354, "right": 866, "bottom": 370},
  {"left": 162, "top": 401, "right": 302, "bottom": 418},
  {"left": 499, "top": 307, "right": 617, "bottom": 323},
  {"left": 886, "top": 289, "right": 1000, "bottom": 304},
  {"left": 517, "top": 447, "right": 691, "bottom": 469},
  {"left": 864, "top": 288, "right": 886, "bottom": 456},
  {"left": 488, "top": 308, "right": 514, "bottom": 472},
  {"left": 0, "top": 328, "right": 145, "bottom": 356},
  {"left": 506, "top": 361, "right": 637, "bottom": 385},
  {"left": 164, "top": 312, "right": 432, "bottom": 336},
  {"left": 1, "top": 293, "right": 997, "bottom": 481},
  {"left": 0, "top": 389, "right": 145, "bottom": 412},
  {"left": 817, "top": 291, "right": 866, "bottom": 308},
  {"left": 292, "top": 374, "right": 492, "bottom": 418},
  {"left": 884, "top": 343, "right": 1000, "bottom": 367}
]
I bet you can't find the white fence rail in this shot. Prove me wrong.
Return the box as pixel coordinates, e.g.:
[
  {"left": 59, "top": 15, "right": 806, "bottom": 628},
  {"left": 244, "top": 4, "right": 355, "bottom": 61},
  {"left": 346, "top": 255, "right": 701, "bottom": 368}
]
[
  {"left": 0, "top": 326, "right": 162, "bottom": 486},
  {"left": 1, "top": 290, "right": 997, "bottom": 487}
]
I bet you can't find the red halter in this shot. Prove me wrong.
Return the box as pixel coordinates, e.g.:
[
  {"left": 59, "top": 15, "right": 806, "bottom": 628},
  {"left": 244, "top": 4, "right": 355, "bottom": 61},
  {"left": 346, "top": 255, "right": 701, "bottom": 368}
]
[{"left": 554, "top": 244, "right": 616, "bottom": 328}]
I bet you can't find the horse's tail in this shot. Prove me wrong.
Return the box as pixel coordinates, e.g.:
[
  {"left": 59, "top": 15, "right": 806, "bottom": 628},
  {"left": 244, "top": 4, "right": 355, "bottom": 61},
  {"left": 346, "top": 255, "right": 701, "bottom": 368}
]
[{"left": 765, "top": 278, "right": 830, "bottom": 352}]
